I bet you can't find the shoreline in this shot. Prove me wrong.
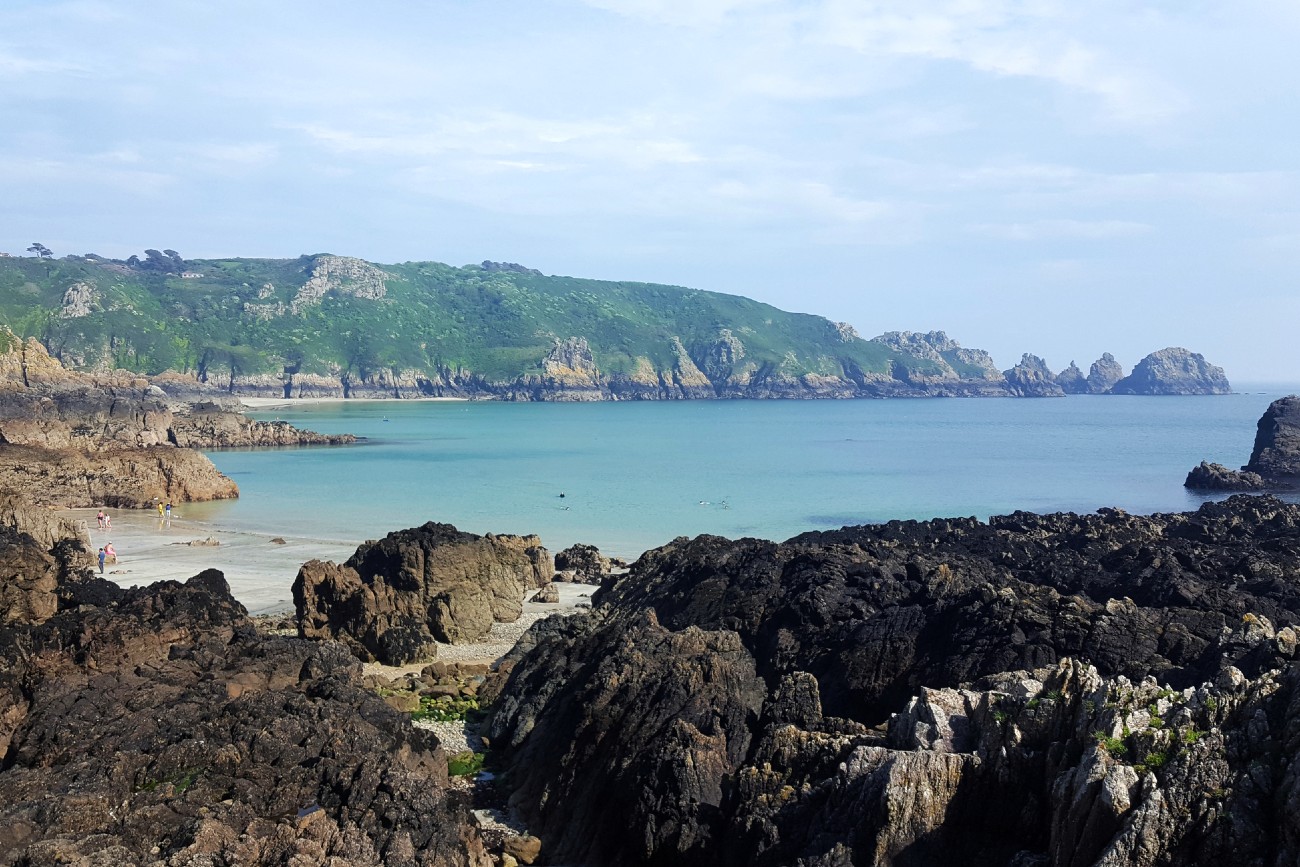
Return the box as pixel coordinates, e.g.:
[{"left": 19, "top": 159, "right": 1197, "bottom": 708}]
[
  {"left": 60, "top": 506, "right": 359, "bottom": 615},
  {"left": 239, "top": 395, "right": 470, "bottom": 409}
]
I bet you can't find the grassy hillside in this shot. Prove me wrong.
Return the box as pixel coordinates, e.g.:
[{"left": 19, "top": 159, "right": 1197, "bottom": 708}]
[{"left": 0, "top": 253, "right": 938, "bottom": 387}]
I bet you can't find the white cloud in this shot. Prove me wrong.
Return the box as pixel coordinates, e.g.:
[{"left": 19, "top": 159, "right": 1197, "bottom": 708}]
[{"left": 968, "top": 218, "right": 1152, "bottom": 241}]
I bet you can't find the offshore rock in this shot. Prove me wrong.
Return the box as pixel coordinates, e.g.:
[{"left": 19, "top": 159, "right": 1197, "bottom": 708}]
[
  {"left": 1245, "top": 394, "right": 1300, "bottom": 478},
  {"left": 1055, "top": 361, "right": 1089, "bottom": 394},
  {"left": 1111, "top": 348, "right": 1231, "bottom": 395},
  {"left": 487, "top": 496, "right": 1300, "bottom": 866},
  {"left": 1190, "top": 395, "right": 1300, "bottom": 489},
  {"left": 1184, "top": 460, "right": 1266, "bottom": 491},
  {"left": 0, "top": 518, "right": 486, "bottom": 866},
  {"left": 1003, "top": 353, "right": 1065, "bottom": 397},
  {"left": 1087, "top": 352, "right": 1125, "bottom": 394},
  {"left": 295, "top": 522, "right": 553, "bottom": 662}
]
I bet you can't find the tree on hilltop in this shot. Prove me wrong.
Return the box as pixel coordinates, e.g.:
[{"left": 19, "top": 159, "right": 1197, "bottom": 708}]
[{"left": 26, "top": 242, "right": 53, "bottom": 258}]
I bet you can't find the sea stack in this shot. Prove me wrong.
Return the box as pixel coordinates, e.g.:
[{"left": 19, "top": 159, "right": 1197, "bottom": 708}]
[
  {"left": 1186, "top": 394, "right": 1300, "bottom": 489},
  {"left": 1111, "top": 347, "right": 1230, "bottom": 395}
]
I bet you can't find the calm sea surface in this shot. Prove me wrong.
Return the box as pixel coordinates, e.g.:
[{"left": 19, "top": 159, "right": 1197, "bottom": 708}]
[{"left": 184, "top": 386, "right": 1300, "bottom": 561}]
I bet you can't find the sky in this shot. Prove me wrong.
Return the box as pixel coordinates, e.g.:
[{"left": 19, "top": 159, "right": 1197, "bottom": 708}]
[{"left": 2, "top": 0, "right": 1297, "bottom": 381}]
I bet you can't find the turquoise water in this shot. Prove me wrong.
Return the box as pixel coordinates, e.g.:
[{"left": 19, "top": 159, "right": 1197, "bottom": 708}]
[{"left": 184, "top": 388, "right": 1298, "bottom": 561}]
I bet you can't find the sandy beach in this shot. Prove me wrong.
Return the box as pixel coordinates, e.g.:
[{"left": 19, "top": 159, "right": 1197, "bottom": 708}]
[{"left": 60, "top": 506, "right": 359, "bottom": 615}]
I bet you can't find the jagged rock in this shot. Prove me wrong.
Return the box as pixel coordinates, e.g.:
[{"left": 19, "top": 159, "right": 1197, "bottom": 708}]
[
  {"left": 1184, "top": 461, "right": 1265, "bottom": 491},
  {"left": 534, "top": 336, "right": 606, "bottom": 401},
  {"left": 1056, "top": 361, "right": 1089, "bottom": 394},
  {"left": 1087, "top": 352, "right": 1125, "bottom": 394},
  {"left": 295, "top": 522, "right": 553, "bottom": 662},
  {"left": 1003, "top": 354, "right": 1065, "bottom": 397},
  {"left": 0, "top": 518, "right": 486, "bottom": 865},
  {"left": 696, "top": 329, "right": 747, "bottom": 382},
  {"left": 1245, "top": 395, "right": 1300, "bottom": 478},
  {"left": 489, "top": 609, "right": 765, "bottom": 866},
  {"left": 290, "top": 255, "right": 390, "bottom": 314},
  {"left": 554, "top": 543, "right": 613, "bottom": 583},
  {"left": 487, "top": 496, "right": 1300, "bottom": 866},
  {"left": 1111, "top": 348, "right": 1230, "bottom": 395},
  {"left": 57, "top": 281, "right": 98, "bottom": 319}
]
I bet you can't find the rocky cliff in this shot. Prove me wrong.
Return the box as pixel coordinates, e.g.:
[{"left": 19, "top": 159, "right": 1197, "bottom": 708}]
[
  {"left": 295, "top": 522, "right": 553, "bottom": 663},
  {"left": 486, "top": 496, "right": 1300, "bottom": 866},
  {"left": 0, "top": 506, "right": 487, "bottom": 866},
  {"left": 1111, "top": 348, "right": 1231, "bottom": 395}
]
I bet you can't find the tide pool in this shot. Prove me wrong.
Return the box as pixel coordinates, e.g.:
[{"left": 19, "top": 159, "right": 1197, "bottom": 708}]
[{"left": 183, "top": 389, "right": 1298, "bottom": 561}]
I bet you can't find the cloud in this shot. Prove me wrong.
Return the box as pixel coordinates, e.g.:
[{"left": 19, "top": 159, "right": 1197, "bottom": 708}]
[
  {"left": 0, "top": 49, "right": 87, "bottom": 77},
  {"left": 294, "top": 111, "right": 705, "bottom": 170},
  {"left": 581, "top": 0, "right": 779, "bottom": 27},
  {"left": 968, "top": 219, "right": 1153, "bottom": 241}
]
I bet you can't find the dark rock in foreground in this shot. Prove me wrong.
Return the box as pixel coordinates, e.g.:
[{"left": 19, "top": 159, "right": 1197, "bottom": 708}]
[
  {"left": 0, "top": 515, "right": 485, "bottom": 866},
  {"left": 487, "top": 496, "right": 1300, "bottom": 866},
  {"left": 295, "top": 522, "right": 553, "bottom": 662},
  {"left": 1111, "top": 347, "right": 1231, "bottom": 395}
]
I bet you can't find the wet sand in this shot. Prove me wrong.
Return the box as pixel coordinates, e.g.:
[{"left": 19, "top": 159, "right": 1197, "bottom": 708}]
[{"left": 61, "top": 507, "right": 359, "bottom": 615}]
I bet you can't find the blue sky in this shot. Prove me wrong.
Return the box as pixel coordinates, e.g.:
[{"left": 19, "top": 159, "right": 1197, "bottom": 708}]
[{"left": 2, "top": 0, "right": 1297, "bottom": 380}]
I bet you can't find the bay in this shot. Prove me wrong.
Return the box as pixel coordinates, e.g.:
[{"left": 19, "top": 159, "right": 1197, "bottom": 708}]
[{"left": 183, "top": 387, "right": 1300, "bottom": 561}]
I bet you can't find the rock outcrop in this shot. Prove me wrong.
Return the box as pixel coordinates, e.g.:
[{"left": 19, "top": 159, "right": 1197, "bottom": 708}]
[
  {"left": 0, "top": 325, "right": 352, "bottom": 507},
  {"left": 554, "top": 543, "right": 617, "bottom": 583},
  {"left": 1245, "top": 394, "right": 1300, "bottom": 478},
  {"left": 0, "top": 507, "right": 486, "bottom": 866},
  {"left": 1188, "top": 394, "right": 1300, "bottom": 491},
  {"left": 1111, "top": 348, "right": 1231, "bottom": 395},
  {"left": 169, "top": 402, "right": 358, "bottom": 448},
  {"left": 295, "top": 522, "right": 553, "bottom": 663},
  {"left": 1055, "top": 361, "right": 1088, "bottom": 393},
  {"left": 1003, "top": 353, "right": 1065, "bottom": 397},
  {"left": 1183, "top": 460, "right": 1265, "bottom": 491},
  {"left": 1087, "top": 352, "right": 1125, "bottom": 393},
  {"left": 487, "top": 496, "right": 1300, "bottom": 866}
]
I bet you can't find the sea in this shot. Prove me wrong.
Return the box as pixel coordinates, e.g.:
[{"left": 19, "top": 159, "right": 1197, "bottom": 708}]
[{"left": 182, "top": 386, "right": 1300, "bottom": 562}]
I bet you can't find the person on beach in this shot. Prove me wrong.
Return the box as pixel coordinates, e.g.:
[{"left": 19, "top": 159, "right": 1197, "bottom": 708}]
[
  {"left": 103, "top": 514, "right": 111, "bottom": 530},
  {"left": 96, "top": 510, "right": 105, "bottom": 530},
  {"left": 165, "top": 502, "right": 172, "bottom": 519},
  {"left": 157, "top": 502, "right": 164, "bottom": 518},
  {"left": 104, "top": 542, "right": 116, "bottom": 564},
  {"left": 97, "top": 547, "right": 105, "bottom": 574}
]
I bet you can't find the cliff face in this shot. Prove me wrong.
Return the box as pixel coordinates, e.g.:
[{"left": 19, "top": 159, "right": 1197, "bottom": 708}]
[{"left": 486, "top": 497, "right": 1300, "bottom": 866}]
